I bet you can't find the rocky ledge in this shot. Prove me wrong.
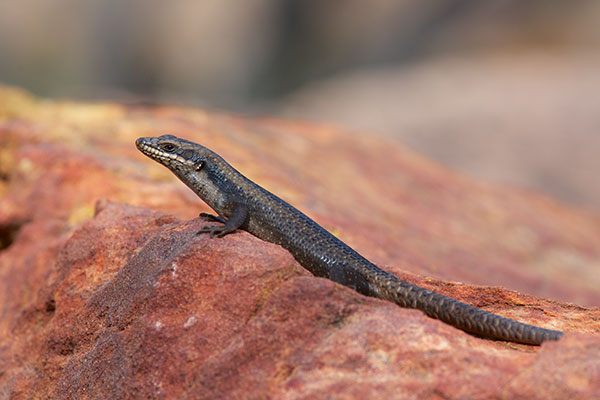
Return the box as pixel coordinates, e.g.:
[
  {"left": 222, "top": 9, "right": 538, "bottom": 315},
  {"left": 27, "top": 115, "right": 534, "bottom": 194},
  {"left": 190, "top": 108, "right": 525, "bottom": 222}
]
[{"left": 0, "top": 86, "right": 598, "bottom": 399}]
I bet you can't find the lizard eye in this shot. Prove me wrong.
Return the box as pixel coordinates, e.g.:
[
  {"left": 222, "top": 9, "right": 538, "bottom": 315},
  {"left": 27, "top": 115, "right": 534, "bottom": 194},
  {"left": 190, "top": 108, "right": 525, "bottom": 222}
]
[{"left": 160, "top": 143, "right": 176, "bottom": 152}]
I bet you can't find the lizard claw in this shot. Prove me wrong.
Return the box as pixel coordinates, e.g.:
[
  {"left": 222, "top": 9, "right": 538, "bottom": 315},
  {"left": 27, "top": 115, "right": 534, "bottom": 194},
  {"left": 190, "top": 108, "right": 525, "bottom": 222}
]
[
  {"left": 197, "top": 223, "right": 237, "bottom": 238},
  {"left": 199, "top": 213, "right": 226, "bottom": 224},
  {"left": 197, "top": 224, "right": 225, "bottom": 238}
]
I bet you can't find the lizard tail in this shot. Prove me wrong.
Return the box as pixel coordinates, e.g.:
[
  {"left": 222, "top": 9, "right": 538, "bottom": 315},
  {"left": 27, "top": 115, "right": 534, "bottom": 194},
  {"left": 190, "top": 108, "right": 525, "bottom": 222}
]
[{"left": 379, "top": 272, "right": 563, "bottom": 345}]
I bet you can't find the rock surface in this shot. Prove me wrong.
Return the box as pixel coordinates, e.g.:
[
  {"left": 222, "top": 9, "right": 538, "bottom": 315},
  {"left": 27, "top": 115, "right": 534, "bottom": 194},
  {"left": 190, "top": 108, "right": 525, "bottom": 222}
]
[{"left": 0, "top": 86, "right": 599, "bottom": 399}]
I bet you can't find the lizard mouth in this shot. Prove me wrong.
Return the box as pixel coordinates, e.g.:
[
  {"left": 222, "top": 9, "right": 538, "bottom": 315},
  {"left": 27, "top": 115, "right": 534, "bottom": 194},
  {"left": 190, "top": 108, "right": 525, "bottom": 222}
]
[
  {"left": 136, "top": 137, "right": 197, "bottom": 167},
  {"left": 137, "top": 141, "right": 173, "bottom": 161}
]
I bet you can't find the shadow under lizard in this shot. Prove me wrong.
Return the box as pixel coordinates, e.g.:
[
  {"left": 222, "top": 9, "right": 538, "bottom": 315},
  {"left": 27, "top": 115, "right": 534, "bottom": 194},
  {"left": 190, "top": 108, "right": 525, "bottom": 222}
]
[{"left": 136, "top": 134, "right": 563, "bottom": 345}]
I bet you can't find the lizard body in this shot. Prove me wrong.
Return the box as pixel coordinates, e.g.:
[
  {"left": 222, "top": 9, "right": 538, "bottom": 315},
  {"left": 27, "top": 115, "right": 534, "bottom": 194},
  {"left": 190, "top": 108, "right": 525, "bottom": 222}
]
[{"left": 136, "top": 134, "right": 563, "bottom": 345}]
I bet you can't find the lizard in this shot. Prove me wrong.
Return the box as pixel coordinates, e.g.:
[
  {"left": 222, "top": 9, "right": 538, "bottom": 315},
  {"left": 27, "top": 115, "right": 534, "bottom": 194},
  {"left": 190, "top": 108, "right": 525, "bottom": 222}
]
[{"left": 136, "top": 134, "right": 564, "bottom": 345}]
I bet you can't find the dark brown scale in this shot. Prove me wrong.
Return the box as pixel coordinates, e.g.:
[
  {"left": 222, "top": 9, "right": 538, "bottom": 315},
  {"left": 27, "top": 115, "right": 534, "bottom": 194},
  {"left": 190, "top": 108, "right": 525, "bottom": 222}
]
[{"left": 136, "top": 135, "right": 563, "bottom": 345}]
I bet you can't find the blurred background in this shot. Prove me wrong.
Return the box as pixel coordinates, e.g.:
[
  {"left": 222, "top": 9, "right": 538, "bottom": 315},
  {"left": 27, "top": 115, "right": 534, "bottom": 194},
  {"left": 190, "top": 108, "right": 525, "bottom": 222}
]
[{"left": 1, "top": 0, "right": 599, "bottom": 213}]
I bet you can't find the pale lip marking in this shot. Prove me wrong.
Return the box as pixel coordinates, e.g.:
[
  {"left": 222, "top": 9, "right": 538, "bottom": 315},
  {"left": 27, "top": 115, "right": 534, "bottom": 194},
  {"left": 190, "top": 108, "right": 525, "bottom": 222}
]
[{"left": 138, "top": 142, "right": 197, "bottom": 167}]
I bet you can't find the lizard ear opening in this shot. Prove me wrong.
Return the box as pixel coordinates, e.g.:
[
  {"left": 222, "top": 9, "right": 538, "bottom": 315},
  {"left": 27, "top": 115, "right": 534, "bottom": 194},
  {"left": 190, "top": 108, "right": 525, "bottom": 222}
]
[{"left": 195, "top": 161, "right": 204, "bottom": 171}]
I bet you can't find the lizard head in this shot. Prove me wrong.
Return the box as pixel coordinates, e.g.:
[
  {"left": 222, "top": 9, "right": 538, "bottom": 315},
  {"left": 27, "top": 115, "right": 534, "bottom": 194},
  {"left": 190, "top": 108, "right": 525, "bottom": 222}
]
[{"left": 136, "top": 134, "right": 207, "bottom": 172}]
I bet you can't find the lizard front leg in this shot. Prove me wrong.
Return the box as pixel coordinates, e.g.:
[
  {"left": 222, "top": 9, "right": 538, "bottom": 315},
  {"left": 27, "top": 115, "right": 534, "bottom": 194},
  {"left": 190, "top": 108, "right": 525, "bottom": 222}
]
[{"left": 197, "top": 203, "right": 248, "bottom": 238}]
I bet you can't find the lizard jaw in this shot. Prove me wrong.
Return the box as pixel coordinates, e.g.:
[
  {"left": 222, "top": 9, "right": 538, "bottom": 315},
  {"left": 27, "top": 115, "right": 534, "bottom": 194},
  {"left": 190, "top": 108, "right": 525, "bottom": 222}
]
[{"left": 136, "top": 137, "right": 196, "bottom": 168}]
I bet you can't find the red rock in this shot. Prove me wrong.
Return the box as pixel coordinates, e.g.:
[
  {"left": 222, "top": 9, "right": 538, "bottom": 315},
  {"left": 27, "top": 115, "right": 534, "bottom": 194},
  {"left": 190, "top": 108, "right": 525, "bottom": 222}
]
[{"left": 0, "top": 86, "right": 599, "bottom": 399}]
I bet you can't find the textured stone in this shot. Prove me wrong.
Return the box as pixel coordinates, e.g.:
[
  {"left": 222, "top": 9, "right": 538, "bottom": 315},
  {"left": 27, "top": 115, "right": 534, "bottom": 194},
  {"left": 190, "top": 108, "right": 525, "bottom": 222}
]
[{"left": 0, "top": 86, "right": 599, "bottom": 399}]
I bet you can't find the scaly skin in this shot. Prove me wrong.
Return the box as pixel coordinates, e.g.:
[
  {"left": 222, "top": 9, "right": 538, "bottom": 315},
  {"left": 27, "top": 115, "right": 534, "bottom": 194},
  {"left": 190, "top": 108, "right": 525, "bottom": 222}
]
[{"left": 136, "top": 134, "right": 563, "bottom": 345}]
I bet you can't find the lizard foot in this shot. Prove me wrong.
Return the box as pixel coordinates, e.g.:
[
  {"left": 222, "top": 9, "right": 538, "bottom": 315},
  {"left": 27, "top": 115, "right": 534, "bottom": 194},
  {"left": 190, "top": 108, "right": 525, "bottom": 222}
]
[{"left": 197, "top": 224, "right": 235, "bottom": 238}]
